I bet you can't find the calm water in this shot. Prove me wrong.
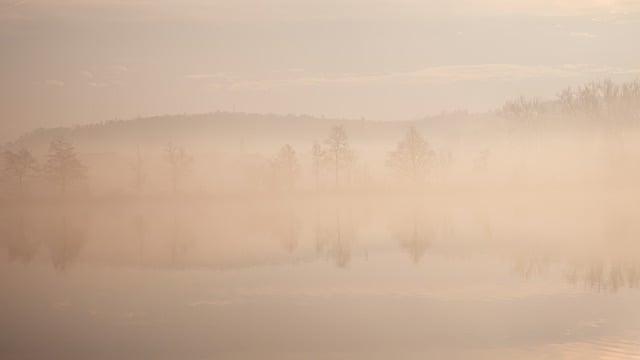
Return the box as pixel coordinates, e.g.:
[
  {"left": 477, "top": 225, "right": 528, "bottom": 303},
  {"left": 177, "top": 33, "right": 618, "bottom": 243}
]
[{"left": 1, "top": 194, "right": 640, "bottom": 359}]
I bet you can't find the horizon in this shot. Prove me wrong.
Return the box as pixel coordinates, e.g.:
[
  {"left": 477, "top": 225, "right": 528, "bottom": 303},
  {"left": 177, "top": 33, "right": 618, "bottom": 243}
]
[{"left": 2, "top": 0, "right": 640, "bottom": 141}]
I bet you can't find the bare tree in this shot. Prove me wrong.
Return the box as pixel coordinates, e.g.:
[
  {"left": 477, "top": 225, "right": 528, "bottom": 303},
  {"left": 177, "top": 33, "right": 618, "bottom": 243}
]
[
  {"left": 387, "top": 126, "right": 433, "bottom": 182},
  {"left": 163, "top": 143, "right": 192, "bottom": 194},
  {"left": 323, "top": 125, "right": 353, "bottom": 187},
  {"left": 270, "top": 144, "right": 299, "bottom": 190},
  {"left": 501, "top": 96, "right": 545, "bottom": 128},
  {"left": 559, "top": 87, "right": 578, "bottom": 115},
  {"left": 556, "top": 80, "right": 640, "bottom": 121},
  {"left": 45, "top": 139, "right": 87, "bottom": 196},
  {"left": 2, "top": 148, "right": 37, "bottom": 199},
  {"left": 311, "top": 141, "right": 324, "bottom": 189}
]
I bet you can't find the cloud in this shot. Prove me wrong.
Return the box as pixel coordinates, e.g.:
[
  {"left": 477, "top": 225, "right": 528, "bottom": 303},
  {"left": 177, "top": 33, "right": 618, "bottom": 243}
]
[
  {"left": 88, "top": 81, "right": 108, "bottom": 87},
  {"left": 184, "top": 73, "right": 228, "bottom": 80},
  {"left": 185, "top": 72, "right": 233, "bottom": 90},
  {"left": 569, "top": 31, "right": 597, "bottom": 38},
  {"left": 44, "top": 79, "right": 65, "bottom": 87},
  {"left": 228, "top": 64, "right": 640, "bottom": 91}
]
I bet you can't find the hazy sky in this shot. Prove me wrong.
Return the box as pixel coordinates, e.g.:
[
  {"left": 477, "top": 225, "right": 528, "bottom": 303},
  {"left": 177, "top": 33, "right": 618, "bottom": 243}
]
[{"left": 1, "top": 0, "right": 639, "bottom": 141}]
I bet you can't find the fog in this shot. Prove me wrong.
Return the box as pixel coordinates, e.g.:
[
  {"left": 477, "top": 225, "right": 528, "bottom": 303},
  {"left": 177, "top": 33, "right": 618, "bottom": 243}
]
[
  {"left": 3, "top": 79, "right": 640, "bottom": 198},
  {"left": 2, "top": 78, "right": 640, "bottom": 358},
  {"left": 2, "top": 1, "right": 640, "bottom": 359}
]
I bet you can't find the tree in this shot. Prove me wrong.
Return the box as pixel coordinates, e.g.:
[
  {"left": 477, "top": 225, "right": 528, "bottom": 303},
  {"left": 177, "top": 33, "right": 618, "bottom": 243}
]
[
  {"left": 500, "top": 96, "right": 545, "bottom": 127},
  {"left": 45, "top": 139, "right": 87, "bottom": 196},
  {"left": 387, "top": 126, "right": 433, "bottom": 182},
  {"left": 270, "top": 144, "right": 299, "bottom": 190},
  {"left": 311, "top": 141, "right": 324, "bottom": 189},
  {"left": 323, "top": 125, "right": 354, "bottom": 186},
  {"left": 2, "top": 149, "right": 37, "bottom": 198},
  {"left": 559, "top": 87, "right": 577, "bottom": 115},
  {"left": 163, "top": 143, "right": 192, "bottom": 194}
]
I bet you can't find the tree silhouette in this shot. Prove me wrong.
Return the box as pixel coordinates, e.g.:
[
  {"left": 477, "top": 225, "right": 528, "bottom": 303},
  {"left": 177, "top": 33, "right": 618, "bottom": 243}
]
[
  {"left": 501, "top": 96, "right": 545, "bottom": 123},
  {"left": 270, "top": 144, "right": 299, "bottom": 191},
  {"left": 2, "top": 148, "right": 37, "bottom": 199},
  {"left": 387, "top": 126, "right": 433, "bottom": 182},
  {"left": 323, "top": 125, "right": 354, "bottom": 187},
  {"left": 558, "top": 79, "right": 640, "bottom": 122},
  {"left": 45, "top": 139, "right": 87, "bottom": 196},
  {"left": 311, "top": 141, "right": 325, "bottom": 189},
  {"left": 163, "top": 143, "right": 192, "bottom": 194}
]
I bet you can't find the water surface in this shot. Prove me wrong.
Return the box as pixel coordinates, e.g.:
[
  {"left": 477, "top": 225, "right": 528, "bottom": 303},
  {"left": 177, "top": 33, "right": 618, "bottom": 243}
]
[{"left": 1, "top": 194, "right": 640, "bottom": 359}]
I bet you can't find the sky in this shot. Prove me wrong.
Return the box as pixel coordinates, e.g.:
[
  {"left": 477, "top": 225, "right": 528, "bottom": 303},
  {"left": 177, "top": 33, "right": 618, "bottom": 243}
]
[{"left": 0, "top": 0, "right": 639, "bottom": 141}]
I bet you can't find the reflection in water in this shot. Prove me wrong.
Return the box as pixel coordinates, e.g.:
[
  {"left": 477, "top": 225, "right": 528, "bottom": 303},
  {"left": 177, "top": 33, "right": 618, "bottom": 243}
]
[
  {"left": 565, "top": 260, "right": 640, "bottom": 293},
  {"left": 130, "top": 213, "right": 147, "bottom": 265},
  {"left": 2, "top": 198, "right": 640, "bottom": 359},
  {"left": 0, "top": 199, "right": 639, "bottom": 288},
  {"left": 167, "top": 213, "right": 194, "bottom": 268},
  {"left": 315, "top": 214, "right": 355, "bottom": 268},
  {"left": 271, "top": 209, "right": 300, "bottom": 253},
  {"left": 512, "top": 254, "right": 551, "bottom": 280},
  {"left": 2, "top": 212, "right": 39, "bottom": 263},
  {"left": 47, "top": 212, "right": 88, "bottom": 271},
  {"left": 393, "top": 212, "right": 433, "bottom": 264}
]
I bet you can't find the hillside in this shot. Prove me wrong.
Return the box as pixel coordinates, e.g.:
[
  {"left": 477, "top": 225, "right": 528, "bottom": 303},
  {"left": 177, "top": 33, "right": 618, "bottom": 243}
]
[{"left": 4, "top": 111, "right": 496, "bottom": 155}]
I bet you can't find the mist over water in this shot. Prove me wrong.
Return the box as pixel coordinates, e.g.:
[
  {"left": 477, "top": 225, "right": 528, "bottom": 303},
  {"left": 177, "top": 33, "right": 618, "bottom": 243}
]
[
  {"left": 2, "top": 193, "right": 640, "bottom": 359},
  {"left": 2, "top": 1, "right": 640, "bottom": 358},
  {"left": 3, "top": 81, "right": 640, "bottom": 359}
]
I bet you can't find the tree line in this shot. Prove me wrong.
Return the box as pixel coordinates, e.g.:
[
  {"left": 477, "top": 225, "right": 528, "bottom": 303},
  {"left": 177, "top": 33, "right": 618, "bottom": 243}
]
[
  {"left": 501, "top": 78, "right": 640, "bottom": 123},
  {"left": 4, "top": 78, "right": 639, "bottom": 198},
  {"left": 2, "top": 124, "right": 439, "bottom": 199}
]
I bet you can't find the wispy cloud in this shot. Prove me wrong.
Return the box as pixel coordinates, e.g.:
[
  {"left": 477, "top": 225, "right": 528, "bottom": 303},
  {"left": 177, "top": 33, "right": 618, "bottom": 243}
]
[
  {"left": 227, "top": 64, "right": 640, "bottom": 91},
  {"left": 184, "top": 73, "right": 228, "bottom": 80},
  {"left": 569, "top": 31, "right": 597, "bottom": 38}
]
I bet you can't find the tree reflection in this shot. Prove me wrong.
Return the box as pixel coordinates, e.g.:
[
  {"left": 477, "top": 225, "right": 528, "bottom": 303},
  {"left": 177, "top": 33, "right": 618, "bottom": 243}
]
[
  {"left": 315, "top": 214, "right": 354, "bottom": 268},
  {"left": 2, "top": 211, "right": 39, "bottom": 263},
  {"left": 131, "top": 213, "right": 147, "bottom": 265},
  {"left": 47, "top": 213, "right": 88, "bottom": 271},
  {"left": 271, "top": 210, "right": 300, "bottom": 253},
  {"left": 394, "top": 213, "right": 433, "bottom": 264},
  {"left": 167, "top": 214, "right": 194, "bottom": 267},
  {"left": 512, "top": 254, "right": 550, "bottom": 280},
  {"left": 565, "top": 260, "right": 640, "bottom": 293}
]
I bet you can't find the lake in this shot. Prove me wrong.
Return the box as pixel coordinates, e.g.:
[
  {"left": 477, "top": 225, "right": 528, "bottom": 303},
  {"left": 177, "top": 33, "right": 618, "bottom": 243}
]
[{"left": 1, "top": 193, "right": 640, "bottom": 359}]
